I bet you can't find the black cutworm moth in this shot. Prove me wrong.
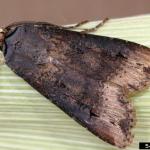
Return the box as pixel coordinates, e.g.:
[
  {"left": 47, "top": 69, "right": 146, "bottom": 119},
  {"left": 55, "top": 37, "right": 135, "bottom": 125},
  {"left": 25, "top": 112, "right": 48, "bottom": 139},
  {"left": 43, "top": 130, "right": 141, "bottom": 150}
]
[{"left": 0, "top": 20, "right": 150, "bottom": 148}]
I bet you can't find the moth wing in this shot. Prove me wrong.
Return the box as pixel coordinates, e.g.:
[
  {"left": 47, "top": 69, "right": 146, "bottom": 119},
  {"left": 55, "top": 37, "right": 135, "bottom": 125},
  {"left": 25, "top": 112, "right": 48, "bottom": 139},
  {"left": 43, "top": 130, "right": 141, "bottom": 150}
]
[{"left": 3, "top": 22, "right": 150, "bottom": 148}]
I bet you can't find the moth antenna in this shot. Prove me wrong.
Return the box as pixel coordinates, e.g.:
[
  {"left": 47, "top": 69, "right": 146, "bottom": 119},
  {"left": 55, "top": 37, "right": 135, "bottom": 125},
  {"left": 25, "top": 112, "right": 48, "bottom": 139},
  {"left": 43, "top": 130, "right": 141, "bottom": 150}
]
[
  {"left": 64, "top": 18, "right": 109, "bottom": 33},
  {"left": 81, "top": 18, "right": 109, "bottom": 33},
  {"left": 64, "top": 20, "right": 89, "bottom": 29}
]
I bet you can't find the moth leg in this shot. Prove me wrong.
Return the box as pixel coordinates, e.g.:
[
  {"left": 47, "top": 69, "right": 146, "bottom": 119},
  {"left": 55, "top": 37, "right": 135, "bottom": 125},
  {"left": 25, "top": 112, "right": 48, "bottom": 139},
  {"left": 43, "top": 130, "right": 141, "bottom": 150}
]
[
  {"left": 64, "top": 20, "right": 89, "bottom": 29},
  {"left": 81, "top": 17, "right": 109, "bottom": 33}
]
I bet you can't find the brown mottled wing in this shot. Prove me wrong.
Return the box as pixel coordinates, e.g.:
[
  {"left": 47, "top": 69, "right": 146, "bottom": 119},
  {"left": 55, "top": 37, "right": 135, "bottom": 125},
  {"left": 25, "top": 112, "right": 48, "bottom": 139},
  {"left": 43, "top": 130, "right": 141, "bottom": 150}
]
[{"left": 3, "top": 22, "right": 150, "bottom": 148}]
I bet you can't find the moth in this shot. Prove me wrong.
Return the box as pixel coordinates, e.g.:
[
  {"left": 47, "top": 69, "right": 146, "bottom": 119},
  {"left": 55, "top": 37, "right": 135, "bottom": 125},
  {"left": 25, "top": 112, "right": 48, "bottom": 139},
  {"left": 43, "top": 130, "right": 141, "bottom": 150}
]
[{"left": 0, "top": 19, "right": 150, "bottom": 148}]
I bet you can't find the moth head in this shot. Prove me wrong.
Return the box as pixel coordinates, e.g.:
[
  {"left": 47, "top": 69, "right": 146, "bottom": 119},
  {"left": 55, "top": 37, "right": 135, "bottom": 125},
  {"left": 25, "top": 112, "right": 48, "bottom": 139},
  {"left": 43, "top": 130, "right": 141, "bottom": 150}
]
[{"left": 0, "top": 28, "right": 7, "bottom": 64}]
